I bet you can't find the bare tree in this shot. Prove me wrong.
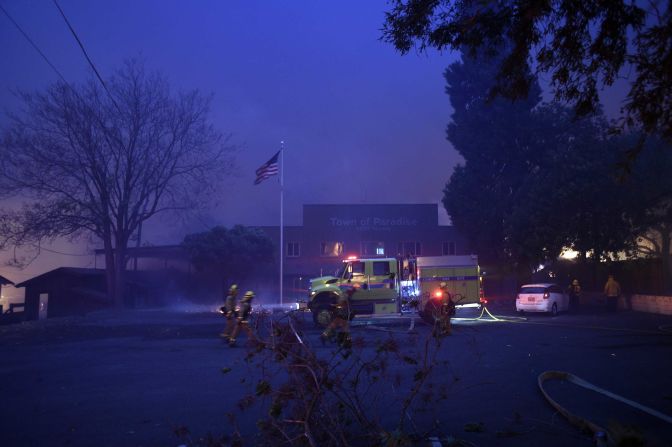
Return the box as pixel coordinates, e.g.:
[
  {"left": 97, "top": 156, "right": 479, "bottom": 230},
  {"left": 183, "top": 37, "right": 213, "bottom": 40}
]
[{"left": 0, "top": 60, "right": 233, "bottom": 307}]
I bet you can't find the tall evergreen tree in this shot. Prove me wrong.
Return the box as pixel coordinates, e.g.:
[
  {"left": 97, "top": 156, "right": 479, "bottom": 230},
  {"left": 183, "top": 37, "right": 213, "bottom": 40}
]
[
  {"left": 443, "top": 50, "right": 633, "bottom": 270},
  {"left": 442, "top": 49, "right": 542, "bottom": 264},
  {"left": 504, "top": 105, "right": 632, "bottom": 267}
]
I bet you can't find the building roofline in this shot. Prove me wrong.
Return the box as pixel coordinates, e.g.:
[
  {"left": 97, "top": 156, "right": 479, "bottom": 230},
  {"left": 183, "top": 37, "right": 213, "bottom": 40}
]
[
  {"left": 0, "top": 274, "right": 14, "bottom": 285},
  {"left": 15, "top": 267, "right": 105, "bottom": 288}
]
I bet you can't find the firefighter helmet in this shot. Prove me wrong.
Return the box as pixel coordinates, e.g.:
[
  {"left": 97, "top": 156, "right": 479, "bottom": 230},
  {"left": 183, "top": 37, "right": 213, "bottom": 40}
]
[
  {"left": 572, "top": 279, "right": 579, "bottom": 286},
  {"left": 243, "top": 291, "right": 255, "bottom": 301},
  {"left": 439, "top": 282, "right": 447, "bottom": 289},
  {"left": 229, "top": 284, "right": 238, "bottom": 293}
]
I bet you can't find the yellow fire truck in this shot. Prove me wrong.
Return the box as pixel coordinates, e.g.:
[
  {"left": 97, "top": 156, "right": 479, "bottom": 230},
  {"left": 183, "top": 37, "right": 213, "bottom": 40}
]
[{"left": 307, "top": 255, "right": 483, "bottom": 326}]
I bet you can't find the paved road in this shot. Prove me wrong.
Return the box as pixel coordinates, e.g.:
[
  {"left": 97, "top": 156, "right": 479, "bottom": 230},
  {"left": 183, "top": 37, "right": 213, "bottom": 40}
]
[{"left": 0, "top": 305, "right": 671, "bottom": 446}]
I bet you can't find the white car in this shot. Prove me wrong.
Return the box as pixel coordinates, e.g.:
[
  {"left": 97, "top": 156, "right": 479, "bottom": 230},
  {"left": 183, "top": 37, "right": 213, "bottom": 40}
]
[{"left": 515, "top": 283, "right": 569, "bottom": 316}]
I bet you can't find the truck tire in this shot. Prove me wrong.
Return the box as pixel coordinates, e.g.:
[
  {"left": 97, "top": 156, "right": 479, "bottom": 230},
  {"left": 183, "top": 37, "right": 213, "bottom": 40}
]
[{"left": 312, "top": 306, "right": 335, "bottom": 327}]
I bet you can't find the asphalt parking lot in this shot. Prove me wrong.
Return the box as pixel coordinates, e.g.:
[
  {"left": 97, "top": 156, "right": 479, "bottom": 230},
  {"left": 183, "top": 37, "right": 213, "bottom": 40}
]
[{"left": 1, "top": 303, "right": 671, "bottom": 446}]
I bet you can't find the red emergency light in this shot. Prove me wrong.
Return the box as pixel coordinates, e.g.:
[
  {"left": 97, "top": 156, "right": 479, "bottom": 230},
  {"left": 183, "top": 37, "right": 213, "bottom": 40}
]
[
  {"left": 434, "top": 290, "right": 443, "bottom": 299},
  {"left": 346, "top": 255, "right": 358, "bottom": 261}
]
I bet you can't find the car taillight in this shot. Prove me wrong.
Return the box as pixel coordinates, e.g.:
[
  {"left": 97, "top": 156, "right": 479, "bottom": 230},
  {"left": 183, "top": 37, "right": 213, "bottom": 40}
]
[{"left": 543, "top": 291, "right": 550, "bottom": 299}]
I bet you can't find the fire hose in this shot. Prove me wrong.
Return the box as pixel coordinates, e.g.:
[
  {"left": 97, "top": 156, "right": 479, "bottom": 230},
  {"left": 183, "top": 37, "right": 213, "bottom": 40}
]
[
  {"left": 451, "top": 304, "right": 527, "bottom": 322},
  {"left": 537, "top": 370, "right": 672, "bottom": 445}
]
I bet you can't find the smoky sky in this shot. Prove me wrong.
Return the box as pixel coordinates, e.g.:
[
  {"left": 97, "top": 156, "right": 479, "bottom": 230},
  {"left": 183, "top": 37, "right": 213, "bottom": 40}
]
[
  {"left": 1, "top": 0, "right": 458, "bottom": 235},
  {"left": 0, "top": 0, "right": 629, "bottom": 285}
]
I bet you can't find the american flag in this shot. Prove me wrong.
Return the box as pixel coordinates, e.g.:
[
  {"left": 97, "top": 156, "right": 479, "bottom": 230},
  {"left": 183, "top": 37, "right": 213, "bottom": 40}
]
[{"left": 254, "top": 150, "right": 280, "bottom": 185}]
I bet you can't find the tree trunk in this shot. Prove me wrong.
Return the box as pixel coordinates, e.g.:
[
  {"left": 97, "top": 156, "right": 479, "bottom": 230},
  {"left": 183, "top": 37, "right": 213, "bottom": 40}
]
[
  {"left": 102, "top": 229, "right": 116, "bottom": 306},
  {"left": 114, "top": 239, "right": 128, "bottom": 309},
  {"left": 661, "top": 226, "right": 671, "bottom": 294}
]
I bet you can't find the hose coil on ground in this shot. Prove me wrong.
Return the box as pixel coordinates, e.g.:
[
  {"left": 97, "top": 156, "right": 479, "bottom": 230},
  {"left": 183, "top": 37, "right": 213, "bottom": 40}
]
[{"left": 537, "top": 370, "right": 672, "bottom": 445}]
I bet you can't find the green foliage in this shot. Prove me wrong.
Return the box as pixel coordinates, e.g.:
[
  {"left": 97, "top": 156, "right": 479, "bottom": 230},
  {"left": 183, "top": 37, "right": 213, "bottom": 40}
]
[
  {"left": 230, "top": 313, "right": 455, "bottom": 446},
  {"left": 378, "top": 429, "right": 413, "bottom": 446},
  {"left": 623, "top": 136, "right": 672, "bottom": 289},
  {"left": 625, "top": 136, "right": 672, "bottom": 239},
  {"left": 382, "top": 0, "right": 672, "bottom": 143},
  {"left": 441, "top": 47, "right": 542, "bottom": 264},
  {"left": 463, "top": 422, "right": 485, "bottom": 433},
  {"left": 442, "top": 49, "right": 636, "bottom": 269},
  {"left": 255, "top": 380, "right": 272, "bottom": 397},
  {"left": 182, "top": 225, "right": 274, "bottom": 277},
  {"left": 607, "top": 421, "right": 646, "bottom": 447},
  {"left": 505, "top": 105, "right": 635, "bottom": 266},
  {"left": 385, "top": 1, "right": 672, "bottom": 284}
]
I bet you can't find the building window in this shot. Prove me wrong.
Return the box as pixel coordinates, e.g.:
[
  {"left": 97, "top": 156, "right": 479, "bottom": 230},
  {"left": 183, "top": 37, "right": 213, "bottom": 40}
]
[
  {"left": 286, "top": 242, "right": 300, "bottom": 258},
  {"left": 361, "top": 241, "right": 385, "bottom": 257},
  {"left": 320, "top": 241, "right": 343, "bottom": 257},
  {"left": 372, "top": 260, "right": 391, "bottom": 276},
  {"left": 398, "top": 241, "right": 421, "bottom": 257},
  {"left": 442, "top": 241, "right": 456, "bottom": 256}
]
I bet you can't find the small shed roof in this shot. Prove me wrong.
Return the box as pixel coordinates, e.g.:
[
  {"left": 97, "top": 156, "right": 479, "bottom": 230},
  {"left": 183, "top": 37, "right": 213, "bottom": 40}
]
[
  {"left": 0, "top": 274, "right": 14, "bottom": 285},
  {"left": 14, "top": 267, "right": 104, "bottom": 288}
]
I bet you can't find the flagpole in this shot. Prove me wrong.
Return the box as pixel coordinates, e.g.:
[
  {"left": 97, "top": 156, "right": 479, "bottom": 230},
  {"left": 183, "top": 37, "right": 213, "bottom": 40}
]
[{"left": 279, "top": 140, "right": 284, "bottom": 305}]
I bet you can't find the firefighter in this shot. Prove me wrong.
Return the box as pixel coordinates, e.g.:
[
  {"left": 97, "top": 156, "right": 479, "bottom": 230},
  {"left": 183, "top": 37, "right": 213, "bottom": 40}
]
[
  {"left": 568, "top": 279, "right": 581, "bottom": 311},
  {"left": 229, "top": 290, "right": 256, "bottom": 347},
  {"left": 432, "top": 281, "right": 455, "bottom": 337},
  {"left": 320, "top": 285, "right": 355, "bottom": 347},
  {"left": 220, "top": 284, "right": 239, "bottom": 340},
  {"left": 603, "top": 274, "right": 621, "bottom": 312}
]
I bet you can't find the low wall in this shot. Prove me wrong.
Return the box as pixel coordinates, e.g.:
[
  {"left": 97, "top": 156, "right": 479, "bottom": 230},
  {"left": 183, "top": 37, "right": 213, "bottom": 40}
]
[
  {"left": 0, "top": 311, "right": 26, "bottom": 326},
  {"left": 629, "top": 294, "right": 672, "bottom": 316}
]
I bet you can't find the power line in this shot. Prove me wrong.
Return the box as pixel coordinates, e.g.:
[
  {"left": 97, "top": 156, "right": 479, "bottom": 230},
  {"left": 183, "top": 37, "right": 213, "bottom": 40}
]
[
  {"left": 2, "top": 1, "right": 120, "bottom": 113},
  {"left": 0, "top": 5, "right": 95, "bottom": 259},
  {"left": 52, "top": 0, "right": 121, "bottom": 112},
  {"left": 0, "top": 3, "right": 69, "bottom": 84},
  {"left": 31, "top": 243, "right": 94, "bottom": 257},
  {"left": 1, "top": 3, "right": 113, "bottom": 263}
]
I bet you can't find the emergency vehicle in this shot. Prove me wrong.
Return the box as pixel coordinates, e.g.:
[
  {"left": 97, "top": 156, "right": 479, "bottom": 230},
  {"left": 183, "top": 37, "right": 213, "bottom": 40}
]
[{"left": 307, "top": 255, "right": 483, "bottom": 327}]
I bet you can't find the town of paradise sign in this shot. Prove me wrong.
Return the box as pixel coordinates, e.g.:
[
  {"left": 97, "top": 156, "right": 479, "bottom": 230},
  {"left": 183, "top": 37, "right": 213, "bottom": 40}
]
[{"left": 329, "top": 216, "right": 419, "bottom": 231}]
